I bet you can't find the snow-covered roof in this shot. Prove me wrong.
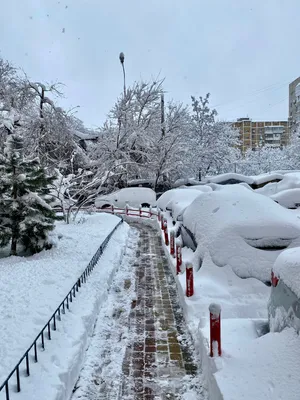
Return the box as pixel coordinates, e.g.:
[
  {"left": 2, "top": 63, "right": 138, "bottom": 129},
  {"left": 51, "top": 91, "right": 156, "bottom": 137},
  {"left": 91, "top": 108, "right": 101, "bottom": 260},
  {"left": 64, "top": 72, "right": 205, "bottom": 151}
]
[
  {"left": 172, "top": 178, "right": 202, "bottom": 188},
  {"left": 127, "top": 178, "right": 155, "bottom": 186},
  {"left": 204, "top": 173, "right": 255, "bottom": 185},
  {"left": 72, "top": 130, "right": 99, "bottom": 140}
]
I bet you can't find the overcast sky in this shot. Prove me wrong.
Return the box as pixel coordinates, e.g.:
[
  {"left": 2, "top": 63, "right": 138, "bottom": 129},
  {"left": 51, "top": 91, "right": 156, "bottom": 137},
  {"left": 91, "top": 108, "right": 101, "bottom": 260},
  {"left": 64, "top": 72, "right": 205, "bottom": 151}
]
[{"left": 0, "top": 0, "right": 299, "bottom": 128}]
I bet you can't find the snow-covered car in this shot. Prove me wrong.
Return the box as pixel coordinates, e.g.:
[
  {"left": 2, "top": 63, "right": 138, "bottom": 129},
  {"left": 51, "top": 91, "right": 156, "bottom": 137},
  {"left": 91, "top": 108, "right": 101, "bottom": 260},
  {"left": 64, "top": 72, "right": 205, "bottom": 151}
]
[
  {"left": 268, "top": 248, "right": 300, "bottom": 333},
  {"left": 270, "top": 188, "right": 300, "bottom": 209},
  {"left": 181, "top": 185, "right": 300, "bottom": 283},
  {"left": 156, "top": 187, "right": 211, "bottom": 221},
  {"left": 95, "top": 187, "right": 156, "bottom": 209},
  {"left": 256, "top": 172, "right": 300, "bottom": 197}
]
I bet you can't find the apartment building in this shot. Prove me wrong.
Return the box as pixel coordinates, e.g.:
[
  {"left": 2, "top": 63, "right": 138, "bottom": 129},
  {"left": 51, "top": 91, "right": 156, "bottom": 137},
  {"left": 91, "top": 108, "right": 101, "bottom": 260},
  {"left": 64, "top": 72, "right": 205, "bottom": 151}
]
[
  {"left": 289, "top": 76, "right": 300, "bottom": 133},
  {"left": 233, "top": 118, "right": 289, "bottom": 152}
]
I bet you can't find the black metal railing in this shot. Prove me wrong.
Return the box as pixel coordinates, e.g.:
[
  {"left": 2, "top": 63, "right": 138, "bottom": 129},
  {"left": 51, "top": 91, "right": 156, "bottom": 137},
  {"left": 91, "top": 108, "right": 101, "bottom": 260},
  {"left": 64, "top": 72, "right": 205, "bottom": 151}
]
[{"left": 0, "top": 218, "right": 123, "bottom": 400}]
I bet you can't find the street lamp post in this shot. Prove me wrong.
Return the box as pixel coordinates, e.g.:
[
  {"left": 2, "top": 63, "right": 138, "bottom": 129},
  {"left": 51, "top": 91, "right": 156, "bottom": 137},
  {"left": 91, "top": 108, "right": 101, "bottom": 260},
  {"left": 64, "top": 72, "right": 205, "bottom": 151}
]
[{"left": 119, "top": 52, "right": 126, "bottom": 96}]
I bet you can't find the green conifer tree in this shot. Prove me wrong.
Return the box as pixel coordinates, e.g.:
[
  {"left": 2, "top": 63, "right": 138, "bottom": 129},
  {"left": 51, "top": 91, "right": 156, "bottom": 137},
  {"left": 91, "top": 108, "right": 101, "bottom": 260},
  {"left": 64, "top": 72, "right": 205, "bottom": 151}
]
[{"left": 0, "top": 135, "right": 56, "bottom": 255}]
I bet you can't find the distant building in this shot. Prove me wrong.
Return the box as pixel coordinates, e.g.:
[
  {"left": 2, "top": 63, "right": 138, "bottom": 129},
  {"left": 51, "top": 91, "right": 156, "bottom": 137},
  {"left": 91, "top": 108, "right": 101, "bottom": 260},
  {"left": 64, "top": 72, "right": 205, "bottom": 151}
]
[
  {"left": 289, "top": 76, "right": 300, "bottom": 133},
  {"left": 233, "top": 118, "right": 289, "bottom": 152}
]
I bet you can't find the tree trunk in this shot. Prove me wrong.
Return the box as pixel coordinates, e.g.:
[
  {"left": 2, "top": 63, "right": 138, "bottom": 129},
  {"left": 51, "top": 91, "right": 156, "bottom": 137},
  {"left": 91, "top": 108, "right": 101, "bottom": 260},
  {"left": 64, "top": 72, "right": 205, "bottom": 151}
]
[
  {"left": 10, "top": 236, "right": 17, "bottom": 256},
  {"left": 10, "top": 167, "right": 18, "bottom": 255}
]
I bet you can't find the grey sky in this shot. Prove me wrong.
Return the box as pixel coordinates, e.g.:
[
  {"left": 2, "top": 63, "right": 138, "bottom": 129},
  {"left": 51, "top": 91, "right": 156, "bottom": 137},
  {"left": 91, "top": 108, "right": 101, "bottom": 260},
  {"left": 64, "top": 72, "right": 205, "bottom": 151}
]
[{"left": 0, "top": 0, "right": 299, "bottom": 128}]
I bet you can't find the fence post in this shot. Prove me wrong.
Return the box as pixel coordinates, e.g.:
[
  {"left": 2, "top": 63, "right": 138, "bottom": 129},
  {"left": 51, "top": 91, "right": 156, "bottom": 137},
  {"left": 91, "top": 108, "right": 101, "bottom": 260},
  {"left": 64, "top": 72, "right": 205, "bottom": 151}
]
[
  {"left": 186, "top": 262, "right": 194, "bottom": 297},
  {"left": 170, "top": 230, "right": 175, "bottom": 257},
  {"left": 111, "top": 204, "right": 114, "bottom": 214},
  {"left": 209, "top": 303, "right": 222, "bottom": 357},
  {"left": 163, "top": 219, "right": 169, "bottom": 246},
  {"left": 125, "top": 204, "right": 128, "bottom": 216},
  {"left": 139, "top": 205, "right": 142, "bottom": 218},
  {"left": 149, "top": 206, "right": 152, "bottom": 218},
  {"left": 158, "top": 209, "right": 161, "bottom": 222},
  {"left": 161, "top": 213, "right": 164, "bottom": 230},
  {"left": 176, "top": 242, "right": 182, "bottom": 274}
]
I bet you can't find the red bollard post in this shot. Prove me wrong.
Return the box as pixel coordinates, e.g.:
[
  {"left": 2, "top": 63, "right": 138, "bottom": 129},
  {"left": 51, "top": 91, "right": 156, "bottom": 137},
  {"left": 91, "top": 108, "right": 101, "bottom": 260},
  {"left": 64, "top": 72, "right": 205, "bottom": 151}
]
[
  {"left": 161, "top": 213, "right": 164, "bottom": 230},
  {"left": 139, "top": 206, "right": 142, "bottom": 218},
  {"left": 176, "top": 243, "right": 182, "bottom": 274},
  {"left": 163, "top": 220, "right": 169, "bottom": 246},
  {"left": 170, "top": 230, "right": 175, "bottom": 257},
  {"left": 209, "top": 303, "right": 222, "bottom": 357},
  {"left": 111, "top": 204, "right": 114, "bottom": 214},
  {"left": 125, "top": 204, "right": 128, "bottom": 216},
  {"left": 149, "top": 206, "right": 152, "bottom": 218},
  {"left": 186, "top": 262, "right": 194, "bottom": 297}
]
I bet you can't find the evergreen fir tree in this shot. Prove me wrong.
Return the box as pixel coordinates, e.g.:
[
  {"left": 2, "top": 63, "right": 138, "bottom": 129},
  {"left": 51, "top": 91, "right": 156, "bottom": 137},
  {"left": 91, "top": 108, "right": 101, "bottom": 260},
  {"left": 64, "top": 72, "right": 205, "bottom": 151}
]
[{"left": 0, "top": 135, "right": 56, "bottom": 255}]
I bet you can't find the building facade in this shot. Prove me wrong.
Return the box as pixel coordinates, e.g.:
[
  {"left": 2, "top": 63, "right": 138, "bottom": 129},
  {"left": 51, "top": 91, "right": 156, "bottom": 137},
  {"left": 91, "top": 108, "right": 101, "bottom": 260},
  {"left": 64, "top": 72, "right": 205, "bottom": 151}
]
[
  {"left": 233, "top": 118, "right": 289, "bottom": 153},
  {"left": 289, "top": 76, "right": 300, "bottom": 133}
]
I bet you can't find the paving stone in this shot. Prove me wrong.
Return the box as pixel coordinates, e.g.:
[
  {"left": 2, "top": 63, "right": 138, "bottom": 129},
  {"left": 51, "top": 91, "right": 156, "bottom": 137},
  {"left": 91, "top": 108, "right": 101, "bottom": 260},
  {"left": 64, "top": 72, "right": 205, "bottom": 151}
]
[{"left": 121, "top": 223, "right": 200, "bottom": 399}]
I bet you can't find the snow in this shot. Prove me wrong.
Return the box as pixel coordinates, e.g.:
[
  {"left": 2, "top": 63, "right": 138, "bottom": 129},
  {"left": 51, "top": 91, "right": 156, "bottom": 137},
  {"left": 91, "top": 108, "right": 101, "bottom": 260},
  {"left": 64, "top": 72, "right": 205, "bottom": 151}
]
[
  {"left": 185, "top": 185, "right": 212, "bottom": 193},
  {"left": 214, "top": 327, "right": 300, "bottom": 400},
  {"left": 0, "top": 213, "right": 127, "bottom": 395},
  {"left": 95, "top": 187, "right": 156, "bottom": 209},
  {"left": 270, "top": 188, "right": 300, "bottom": 208},
  {"left": 182, "top": 184, "right": 300, "bottom": 283},
  {"left": 273, "top": 247, "right": 300, "bottom": 297}
]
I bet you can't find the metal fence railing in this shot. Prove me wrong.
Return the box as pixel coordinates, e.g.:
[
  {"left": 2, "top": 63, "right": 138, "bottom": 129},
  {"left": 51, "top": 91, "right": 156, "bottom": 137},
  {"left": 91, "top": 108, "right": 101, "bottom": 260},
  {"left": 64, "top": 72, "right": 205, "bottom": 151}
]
[{"left": 0, "top": 218, "right": 123, "bottom": 400}]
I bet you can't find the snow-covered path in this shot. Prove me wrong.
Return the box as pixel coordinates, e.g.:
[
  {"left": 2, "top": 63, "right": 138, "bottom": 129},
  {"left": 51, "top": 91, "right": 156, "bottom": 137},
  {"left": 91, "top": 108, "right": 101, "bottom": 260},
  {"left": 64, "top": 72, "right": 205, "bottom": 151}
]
[{"left": 71, "top": 223, "right": 206, "bottom": 400}]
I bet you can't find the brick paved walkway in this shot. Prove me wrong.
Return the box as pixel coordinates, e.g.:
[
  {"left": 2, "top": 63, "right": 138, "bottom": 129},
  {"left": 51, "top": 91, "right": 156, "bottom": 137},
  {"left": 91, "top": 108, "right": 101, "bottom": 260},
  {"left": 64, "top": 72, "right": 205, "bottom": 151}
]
[{"left": 121, "top": 223, "right": 202, "bottom": 399}]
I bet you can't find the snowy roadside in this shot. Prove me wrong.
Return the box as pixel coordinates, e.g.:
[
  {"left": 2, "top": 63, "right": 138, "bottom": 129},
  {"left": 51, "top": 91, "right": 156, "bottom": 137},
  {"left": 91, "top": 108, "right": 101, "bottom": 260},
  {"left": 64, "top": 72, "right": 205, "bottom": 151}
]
[
  {"left": 0, "top": 213, "right": 129, "bottom": 400},
  {"left": 71, "top": 226, "right": 139, "bottom": 400},
  {"left": 157, "top": 213, "right": 300, "bottom": 400}
]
